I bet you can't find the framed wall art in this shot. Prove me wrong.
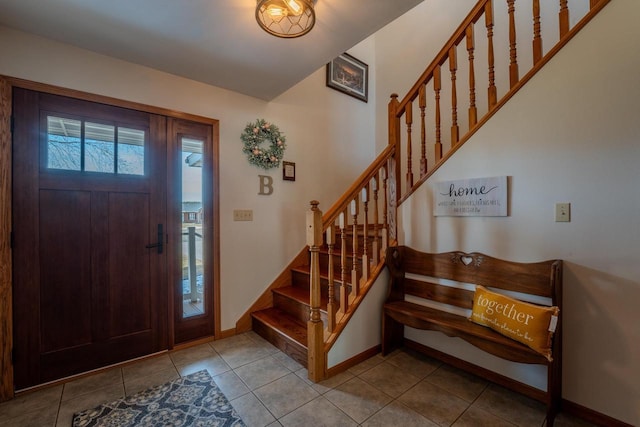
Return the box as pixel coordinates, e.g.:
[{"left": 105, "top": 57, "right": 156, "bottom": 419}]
[
  {"left": 282, "top": 161, "right": 295, "bottom": 181},
  {"left": 326, "top": 53, "right": 368, "bottom": 102}
]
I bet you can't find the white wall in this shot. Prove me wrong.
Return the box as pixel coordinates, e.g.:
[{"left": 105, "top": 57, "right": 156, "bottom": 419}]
[
  {"left": 388, "top": 1, "right": 640, "bottom": 424},
  {"left": 0, "top": 26, "right": 377, "bottom": 332},
  {"left": 328, "top": 269, "right": 389, "bottom": 369}
]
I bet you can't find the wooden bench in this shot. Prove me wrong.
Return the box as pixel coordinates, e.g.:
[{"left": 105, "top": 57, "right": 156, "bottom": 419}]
[{"left": 382, "top": 246, "right": 562, "bottom": 426}]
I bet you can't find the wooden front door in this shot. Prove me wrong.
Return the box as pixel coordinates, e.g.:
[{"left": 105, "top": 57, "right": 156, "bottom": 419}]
[{"left": 12, "top": 89, "right": 168, "bottom": 389}]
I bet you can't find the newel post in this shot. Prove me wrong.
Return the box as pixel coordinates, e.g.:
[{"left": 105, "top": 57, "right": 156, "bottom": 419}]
[{"left": 306, "top": 200, "right": 325, "bottom": 382}]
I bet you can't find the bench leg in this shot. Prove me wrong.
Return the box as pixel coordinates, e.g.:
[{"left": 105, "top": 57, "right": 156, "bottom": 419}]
[
  {"left": 545, "top": 357, "right": 562, "bottom": 426},
  {"left": 381, "top": 313, "right": 404, "bottom": 355},
  {"left": 545, "top": 406, "right": 559, "bottom": 427}
]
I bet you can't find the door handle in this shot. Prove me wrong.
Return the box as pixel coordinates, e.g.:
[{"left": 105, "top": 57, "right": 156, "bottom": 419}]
[{"left": 145, "top": 223, "right": 164, "bottom": 254}]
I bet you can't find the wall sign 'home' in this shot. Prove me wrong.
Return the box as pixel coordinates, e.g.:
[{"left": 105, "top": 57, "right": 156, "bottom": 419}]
[{"left": 434, "top": 176, "right": 508, "bottom": 217}]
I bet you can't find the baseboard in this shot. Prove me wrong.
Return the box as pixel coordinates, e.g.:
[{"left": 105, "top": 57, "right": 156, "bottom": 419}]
[
  {"left": 325, "top": 344, "right": 381, "bottom": 378},
  {"left": 172, "top": 335, "right": 216, "bottom": 351},
  {"left": 562, "top": 399, "right": 634, "bottom": 427},
  {"left": 404, "top": 339, "right": 632, "bottom": 427},
  {"left": 216, "top": 328, "right": 237, "bottom": 340}
]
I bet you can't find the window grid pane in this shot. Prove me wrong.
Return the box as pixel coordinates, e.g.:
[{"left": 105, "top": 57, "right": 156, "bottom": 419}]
[
  {"left": 84, "top": 122, "right": 115, "bottom": 173},
  {"left": 46, "top": 115, "right": 146, "bottom": 176},
  {"left": 47, "top": 116, "right": 81, "bottom": 171},
  {"left": 117, "top": 127, "right": 145, "bottom": 175}
]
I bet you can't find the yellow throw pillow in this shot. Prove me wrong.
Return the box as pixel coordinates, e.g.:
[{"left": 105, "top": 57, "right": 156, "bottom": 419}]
[{"left": 470, "top": 286, "right": 559, "bottom": 361}]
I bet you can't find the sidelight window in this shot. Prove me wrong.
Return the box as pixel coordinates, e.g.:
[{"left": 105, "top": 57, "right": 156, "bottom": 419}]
[{"left": 181, "top": 137, "right": 205, "bottom": 318}]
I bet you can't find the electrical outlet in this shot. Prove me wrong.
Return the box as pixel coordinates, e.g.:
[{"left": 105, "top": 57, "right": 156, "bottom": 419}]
[
  {"left": 555, "top": 203, "right": 570, "bottom": 222},
  {"left": 233, "top": 209, "right": 253, "bottom": 221}
]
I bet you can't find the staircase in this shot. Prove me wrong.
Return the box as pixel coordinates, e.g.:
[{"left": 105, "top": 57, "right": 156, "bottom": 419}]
[
  {"left": 251, "top": 227, "right": 364, "bottom": 368},
  {"left": 242, "top": 0, "right": 611, "bottom": 382}
]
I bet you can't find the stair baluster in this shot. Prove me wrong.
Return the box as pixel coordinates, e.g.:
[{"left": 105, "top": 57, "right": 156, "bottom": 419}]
[
  {"left": 449, "top": 46, "right": 459, "bottom": 145},
  {"left": 486, "top": 0, "right": 497, "bottom": 108},
  {"left": 381, "top": 165, "right": 389, "bottom": 253},
  {"left": 508, "top": 0, "right": 519, "bottom": 88},
  {"left": 434, "top": 65, "right": 443, "bottom": 161},
  {"left": 387, "top": 157, "right": 397, "bottom": 244},
  {"left": 560, "top": 0, "right": 570, "bottom": 37},
  {"left": 371, "top": 176, "right": 380, "bottom": 265},
  {"left": 467, "top": 24, "right": 478, "bottom": 128},
  {"left": 405, "top": 101, "right": 413, "bottom": 189},
  {"left": 325, "top": 225, "right": 336, "bottom": 333},
  {"left": 533, "top": 0, "right": 543, "bottom": 64},
  {"left": 419, "top": 84, "right": 427, "bottom": 177},
  {"left": 361, "top": 186, "right": 369, "bottom": 283},
  {"left": 350, "top": 198, "right": 359, "bottom": 301},
  {"left": 338, "top": 212, "right": 348, "bottom": 317}
]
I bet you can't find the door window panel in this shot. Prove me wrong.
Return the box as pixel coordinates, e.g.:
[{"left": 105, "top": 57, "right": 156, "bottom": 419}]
[
  {"left": 118, "top": 127, "right": 145, "bottom": 175},
  {"left": 181, "top": 137, "right": 205, "bottom": 318},
  {"left": 46, "top": 116, "right": 81, "bottom": 171},
  {"left": 85, "top": 122, "right": 115, "bottom": 173},
  {"left": 46, "top": 115, "right": 145, "bottom": 175}
]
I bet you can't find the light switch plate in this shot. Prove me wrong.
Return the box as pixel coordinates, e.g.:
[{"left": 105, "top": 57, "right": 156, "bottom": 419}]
[
  {"left": 233, "top": 209, "right": 253, "bottom": 221},
  {"left": 555, "top": 203, "right": 570, "bottom": 222}
]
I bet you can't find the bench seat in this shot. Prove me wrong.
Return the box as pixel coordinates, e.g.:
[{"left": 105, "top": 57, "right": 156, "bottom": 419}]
[
  {"left": 384, "top": 300, "right": 549, "bottom": 365},
  {"left": 382, "top": 246, "right": 562, "bottom": 426}
]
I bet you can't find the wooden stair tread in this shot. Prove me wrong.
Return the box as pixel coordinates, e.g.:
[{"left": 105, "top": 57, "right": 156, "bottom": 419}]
[
  {"left": 252, "top": 307, "right": 307, "bottom": 347},
  {"left": 273, "top": 285, "right": 333, "bottom": 310},
  {"left": 291, "top": 264, "right": 353, "bottom": 285}
]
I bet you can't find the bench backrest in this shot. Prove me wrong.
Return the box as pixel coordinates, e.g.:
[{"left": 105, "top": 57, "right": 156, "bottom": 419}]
[{"left": 386, "top": 246, "right": 562, "bottom": 311}]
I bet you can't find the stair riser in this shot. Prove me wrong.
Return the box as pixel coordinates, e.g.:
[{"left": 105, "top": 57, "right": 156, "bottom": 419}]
[
  {"left": 252, "top": 317, "right": 308, "bottom": 368},
  {"left": 273, "top": 292, "right": 328, "bottom": 325}
]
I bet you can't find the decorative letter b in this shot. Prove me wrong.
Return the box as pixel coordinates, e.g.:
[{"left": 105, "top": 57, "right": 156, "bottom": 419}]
[{"left": 258, "top": 175, "right": 274, "bottom": 196}]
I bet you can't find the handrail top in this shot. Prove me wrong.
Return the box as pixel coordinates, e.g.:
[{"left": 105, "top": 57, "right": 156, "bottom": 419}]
[
  {"left": 395, "top": 0, "right": 490, "bottom": 114},
  {"left": 321, "top": 144, "right": 395, "bottom": 228}
]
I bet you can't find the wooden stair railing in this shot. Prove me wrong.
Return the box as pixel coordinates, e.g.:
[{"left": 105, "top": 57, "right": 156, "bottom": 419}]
[
  {"left": 306, "top": 145, "right": 397, "bottom": 381},
  {"left": 390, "top": 0, "right": 611, "bottom": 203}
]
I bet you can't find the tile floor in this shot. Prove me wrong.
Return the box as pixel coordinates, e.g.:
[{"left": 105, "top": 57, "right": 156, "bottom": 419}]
[{"left": 0, "top": 332, "right": 595, "bottom": 427}]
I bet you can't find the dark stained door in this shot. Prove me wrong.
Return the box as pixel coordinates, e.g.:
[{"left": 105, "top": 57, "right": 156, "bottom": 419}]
[{"left": 12, "top": 89, "right": 168, "bottom": 389}]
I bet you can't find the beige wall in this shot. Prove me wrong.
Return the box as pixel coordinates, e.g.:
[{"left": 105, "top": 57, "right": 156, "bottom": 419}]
[
  {"left": 2, "top": 0, "right": 639, "bottom": 423},
  {"left": 383, "top": 1, "right": 639, "bottom": 424},
  {"left": 0, "top": 25, "right": 378, "bottom": 332}
]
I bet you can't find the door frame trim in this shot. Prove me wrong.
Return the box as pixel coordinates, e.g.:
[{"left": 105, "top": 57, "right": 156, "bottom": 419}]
[{"left": 0, "top": 75, "right": 221, "bottom": 400}]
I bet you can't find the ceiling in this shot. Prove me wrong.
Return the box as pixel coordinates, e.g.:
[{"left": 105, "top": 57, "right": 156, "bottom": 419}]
[{"left": 0, "top": 0, "right": 423, "bottom": 100}]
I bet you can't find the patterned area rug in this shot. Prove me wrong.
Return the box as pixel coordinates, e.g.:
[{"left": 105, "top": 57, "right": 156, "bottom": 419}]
[{"left": 72, "top": 370, "right": 245, "bottom": 427}]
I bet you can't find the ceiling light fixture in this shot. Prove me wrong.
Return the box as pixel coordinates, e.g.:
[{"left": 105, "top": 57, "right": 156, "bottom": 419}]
[{"left": 256, "top": 0, "right": 316, "bottom": 38}]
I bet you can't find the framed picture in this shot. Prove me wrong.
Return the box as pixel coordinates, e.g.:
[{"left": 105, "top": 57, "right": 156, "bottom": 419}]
[
  {"left": 282, "top": 161, "right": 295, "bottom": 181},
  {"left": 326, "top": 53, "right": 368, "bottom": 102}
]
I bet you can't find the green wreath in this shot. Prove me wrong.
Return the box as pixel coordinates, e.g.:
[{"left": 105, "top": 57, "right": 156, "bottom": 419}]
[{"left": 241, "top": 119, "right": 286, "bottom": 169}]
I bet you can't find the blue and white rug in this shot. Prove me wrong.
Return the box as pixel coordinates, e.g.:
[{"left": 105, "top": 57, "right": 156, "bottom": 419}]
[{"left": 72, "top": 370, "right": 245, "bottom": 427}]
